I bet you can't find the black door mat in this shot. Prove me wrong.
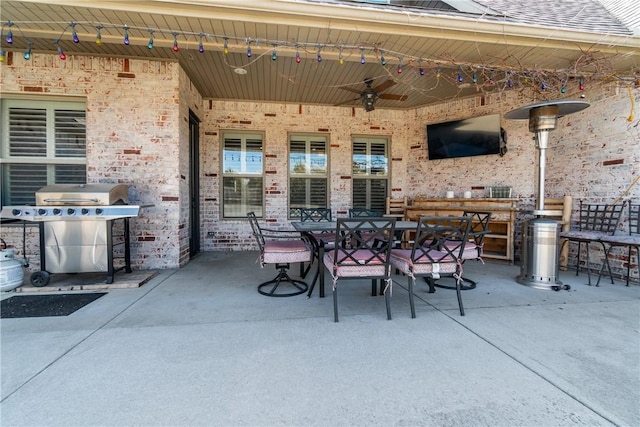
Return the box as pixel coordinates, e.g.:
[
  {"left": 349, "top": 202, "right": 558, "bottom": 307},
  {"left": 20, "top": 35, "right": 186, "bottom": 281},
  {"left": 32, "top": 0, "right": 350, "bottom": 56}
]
[{"left": 1, "top": 293, "right": 107, "bottom": 318}]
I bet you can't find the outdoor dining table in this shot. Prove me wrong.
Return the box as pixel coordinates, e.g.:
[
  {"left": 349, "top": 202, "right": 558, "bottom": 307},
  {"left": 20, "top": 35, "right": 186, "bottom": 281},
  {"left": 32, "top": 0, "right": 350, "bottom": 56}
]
[{"left": 291, "top": 220, "right": 419, "bottom": 298}]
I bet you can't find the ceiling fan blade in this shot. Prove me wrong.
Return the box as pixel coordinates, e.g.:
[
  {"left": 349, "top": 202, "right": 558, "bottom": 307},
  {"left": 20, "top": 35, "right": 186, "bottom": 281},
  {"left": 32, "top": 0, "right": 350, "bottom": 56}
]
[
  {"left": 338, "top": 86, "right": 363, "bottom": 94},
  {"left": 379, "top": 93, "right": 408, "bottom": 101},
  {"left": 334, "top": 96, "right": 361, "bottom": 106},
  {"left": 372, "top": 79, "right": 396, "bottom": 93}
]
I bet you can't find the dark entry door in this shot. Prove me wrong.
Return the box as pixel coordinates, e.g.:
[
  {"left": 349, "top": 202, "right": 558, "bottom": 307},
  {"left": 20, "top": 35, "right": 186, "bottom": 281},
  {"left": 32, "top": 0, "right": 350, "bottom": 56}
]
[{"left": 189, "top": 110, "right": 200, "bottom": 258}]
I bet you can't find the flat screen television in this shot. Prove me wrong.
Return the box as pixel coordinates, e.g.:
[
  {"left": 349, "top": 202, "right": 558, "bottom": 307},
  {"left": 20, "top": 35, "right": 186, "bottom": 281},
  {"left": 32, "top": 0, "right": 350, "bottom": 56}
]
[{"left": 426, "top": 114, "right": 501, "bottom": 160}]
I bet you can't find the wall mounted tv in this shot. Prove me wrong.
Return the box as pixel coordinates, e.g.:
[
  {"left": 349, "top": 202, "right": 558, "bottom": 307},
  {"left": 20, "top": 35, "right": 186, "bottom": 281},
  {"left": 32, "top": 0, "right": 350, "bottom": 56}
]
[{"left": 426, "top": 114, "right": 501, "bottom": 160}]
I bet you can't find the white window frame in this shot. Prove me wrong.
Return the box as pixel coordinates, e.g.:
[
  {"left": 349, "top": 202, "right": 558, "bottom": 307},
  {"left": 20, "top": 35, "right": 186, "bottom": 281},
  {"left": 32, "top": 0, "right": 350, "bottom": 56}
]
[
  {"left": 288, "top": 134, "right": 329, "bottom": 219},
  {"left": 221, "top": 131, "right": 264, "bottom": 218},
  {"left": 352, "top": 136, "right": 389, "bottom": 211},
  {"left": 1, "top": 98, "right": 86, "bottom": 206}
]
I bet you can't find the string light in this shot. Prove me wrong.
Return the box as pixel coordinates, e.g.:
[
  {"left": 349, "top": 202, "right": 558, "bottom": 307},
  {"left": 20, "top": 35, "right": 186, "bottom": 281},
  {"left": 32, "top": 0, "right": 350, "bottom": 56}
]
[
  {"left": 56, "top": 43, "right": 66, "bottom": 60},
  {"left": 23, "top": 40, "right": 31, "bottom": 60},
  {"left": 6, "top": 27, "right": 13, "bottom": 44},
  {"left": 172, "top": 32, "right": 179, "bottom": 52},
  {"left": 95, "top": 25, "right": 103, "bottom": 45},
  {"left": 70, "top": 22, "right": 79, "bottom": 43},
  {"left": 147, "top": 30, "right": 154, "bottom": 49},
  {"left": 0, "top": 18, "right": 632, "bottom": 95}
]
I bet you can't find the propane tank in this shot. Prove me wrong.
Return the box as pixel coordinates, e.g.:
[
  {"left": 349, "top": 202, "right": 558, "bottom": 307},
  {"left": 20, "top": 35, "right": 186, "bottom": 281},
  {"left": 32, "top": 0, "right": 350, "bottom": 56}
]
[{"left": 1, "top": 240, "right": 24, "bottom": 292}]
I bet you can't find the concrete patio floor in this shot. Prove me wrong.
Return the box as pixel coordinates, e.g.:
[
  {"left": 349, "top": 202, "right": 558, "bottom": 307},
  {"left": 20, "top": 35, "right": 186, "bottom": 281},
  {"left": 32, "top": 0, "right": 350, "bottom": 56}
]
[{"left": 1, "top": 251, "right": 639, "bottom": 427}]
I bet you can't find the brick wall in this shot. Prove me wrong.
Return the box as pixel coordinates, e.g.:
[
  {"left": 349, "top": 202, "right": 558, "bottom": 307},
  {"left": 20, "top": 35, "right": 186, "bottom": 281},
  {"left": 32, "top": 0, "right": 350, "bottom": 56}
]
[
  {"left": 1, "top": 53, "right": 188, "bottom": 271},
  {"left": 1, "top": 52, "right": 638, "bottom": 282}
]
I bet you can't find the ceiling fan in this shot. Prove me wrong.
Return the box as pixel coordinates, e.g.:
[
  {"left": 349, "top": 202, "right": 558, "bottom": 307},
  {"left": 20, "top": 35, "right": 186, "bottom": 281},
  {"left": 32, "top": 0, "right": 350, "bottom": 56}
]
[{"left": 335, "top": 78, "right": 408, "bottom": 111}]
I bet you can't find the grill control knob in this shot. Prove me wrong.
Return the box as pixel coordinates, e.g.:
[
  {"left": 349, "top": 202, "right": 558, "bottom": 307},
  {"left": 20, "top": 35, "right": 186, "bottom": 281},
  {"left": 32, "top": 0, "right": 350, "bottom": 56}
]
[
  {"left": 53, "top": 208, "right": 62, "bottom": 215},
  {"left": 12, "top": 209, "right": 22, "bottom": 216},
  {"left": 81, "top": 208, "right": 90, "bottom": 215},
  {"left": 38, "top": 209, "right": 47, "bottom": 216},
  {"left": 67, "top": 208, "right": 75, "bottom": 215},
  {"left": 96, "top": 208, "right": 104, "bottom": 215}
]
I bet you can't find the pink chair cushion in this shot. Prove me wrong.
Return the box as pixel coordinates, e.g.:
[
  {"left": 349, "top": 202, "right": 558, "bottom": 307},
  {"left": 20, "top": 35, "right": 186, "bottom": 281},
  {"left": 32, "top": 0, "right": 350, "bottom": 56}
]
[
  {"left": 323, "top": 250, "right": 388, "bottom": 278},
  {"left": 263, "top": 240, "right": 311, "bottom": 264},
  {"left": 390, "top": 249, "right": 458, "bottom": 275}
]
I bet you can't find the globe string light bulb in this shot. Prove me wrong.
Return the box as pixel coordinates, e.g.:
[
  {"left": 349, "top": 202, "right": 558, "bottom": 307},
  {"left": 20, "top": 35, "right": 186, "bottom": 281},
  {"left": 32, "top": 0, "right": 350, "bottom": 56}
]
[
  {"left": 380, "top": 51, "right": 386, "bottom": 66},
  {"left": 338, "top": 48, "right": 343, "bottom": 65},
  {"left": 123, "top": 26, "right": 129, "bottom": 45},
  {"left": 57, "top": 45, "right": 66, "bottom": 60},
  {"left": 147, "top": 30, "right": 154, "bottom": 49},
  {"left": 172, "top": 32, "right": 179, "bottom": 52},
  {"left": 457, "top": 66, "right": 463, "bottom": 83},
  {"left": 23, "top": 42, "right": 32, "bottom": 60},
  {"left": 223, "top": 38, "right": 229, "bottom": 55},
  {"left": 360, "top": 48, "right": 365, "bottom": 64},
  {"left": 247, "top": 42, "right": 252, "bottom": 57},
  {"left": 95, "top": 26, "right": 103, "bottom": 45},
  {"left": 198, "top": 34, "right": 204, "bottom": 53},
  {"left": 295, "top": 47, "right": 301, "bottom": 63},
  {"left": 6, "top": 28, "right": 13, "bottom": 44},
  {"left": 271, "top": 45, "right": 277, "bottom": 61},
  {"left": 579, "top": 76, "right": 585, "bottom": 91},
  {"left": 71, "top": 22, "right": 79, "bottom": 43},
  {"left": 397, "top": 59, "right": 402, "bottom": 74}
]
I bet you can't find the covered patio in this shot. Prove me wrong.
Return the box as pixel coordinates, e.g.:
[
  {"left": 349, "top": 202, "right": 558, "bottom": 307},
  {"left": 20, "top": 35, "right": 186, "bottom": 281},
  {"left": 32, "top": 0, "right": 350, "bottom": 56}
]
[{"left": 1, "top": 252, "right": 639, "bottom": 426}]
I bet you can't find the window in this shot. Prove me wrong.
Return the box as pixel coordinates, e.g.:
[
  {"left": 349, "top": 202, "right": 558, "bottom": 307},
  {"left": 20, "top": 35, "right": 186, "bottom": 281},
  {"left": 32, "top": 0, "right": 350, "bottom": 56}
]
[
  {"left": 222, "top": 132, "right": 263, "bottom": 218},
  {"left": 1, "top": 99, "right": 86, "bottom": 206},
  {"left": 352, "top": 137, "right": 388, "bottom": 211},
  {"left": 289, "top": 135, "right": 328, "bottom": 218}
]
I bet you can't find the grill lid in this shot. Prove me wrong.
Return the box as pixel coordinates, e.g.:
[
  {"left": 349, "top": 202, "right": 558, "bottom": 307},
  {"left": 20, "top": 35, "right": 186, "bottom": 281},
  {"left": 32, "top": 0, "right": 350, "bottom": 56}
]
[{"left": 35, "top": 184, "right": 129, "bottom": 206}]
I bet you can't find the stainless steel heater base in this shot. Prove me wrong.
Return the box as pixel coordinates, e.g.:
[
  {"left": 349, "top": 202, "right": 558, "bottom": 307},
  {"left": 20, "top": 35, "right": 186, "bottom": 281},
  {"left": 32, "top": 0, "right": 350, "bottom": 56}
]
[{"left": 517, "top": 218, "right": 569, "bottom": 291}]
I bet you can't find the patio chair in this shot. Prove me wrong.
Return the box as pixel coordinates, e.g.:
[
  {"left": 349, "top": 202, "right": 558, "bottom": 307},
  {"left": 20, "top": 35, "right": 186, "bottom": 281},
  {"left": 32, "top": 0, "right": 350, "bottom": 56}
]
[
  {"left": 429, "top": 211, "right": 492, "bottom": 291},
  {"left": 247, "top": 212, "right": 312, "bottom": 297},
  {"left": 390, "top": 216, "right": 472, "bottom": 317},
  {"left": 300, "top": 208, "right": 335, "bottom": 297},
  {"left": 559, "top": 200, "right": 627, "bottom": 285},
  {"left": 349, "top": 208, "right": 383, "bottom": 218},
  {"left": 597, "top": 202, "right": 639, "bottom": 286},
  {"left": 385, "top": 196, "right": 408, "bottom": 219},
  {"left": 320, "top": 217, "right": 396, "bottom": 322}
]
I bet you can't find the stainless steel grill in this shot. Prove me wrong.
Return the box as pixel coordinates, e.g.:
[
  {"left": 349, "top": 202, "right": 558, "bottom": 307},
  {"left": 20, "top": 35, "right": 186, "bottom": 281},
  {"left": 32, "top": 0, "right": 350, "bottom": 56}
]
[{"left": 0, "top": 184, "right": 141, "bottom": 287}]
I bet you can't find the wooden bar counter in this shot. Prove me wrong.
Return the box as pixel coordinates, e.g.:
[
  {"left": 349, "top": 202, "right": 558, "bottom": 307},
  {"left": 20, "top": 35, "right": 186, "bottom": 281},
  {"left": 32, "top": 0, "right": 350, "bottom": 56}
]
[{"left": 405, "top": 197, "right": 519, "bottom": 263}]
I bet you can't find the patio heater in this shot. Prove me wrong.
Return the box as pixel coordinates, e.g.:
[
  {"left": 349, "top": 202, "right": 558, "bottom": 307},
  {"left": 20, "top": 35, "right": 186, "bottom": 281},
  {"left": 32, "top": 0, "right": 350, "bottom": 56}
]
[{"left": 505, "top": 100, "right": 589, "bottom": 291}]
